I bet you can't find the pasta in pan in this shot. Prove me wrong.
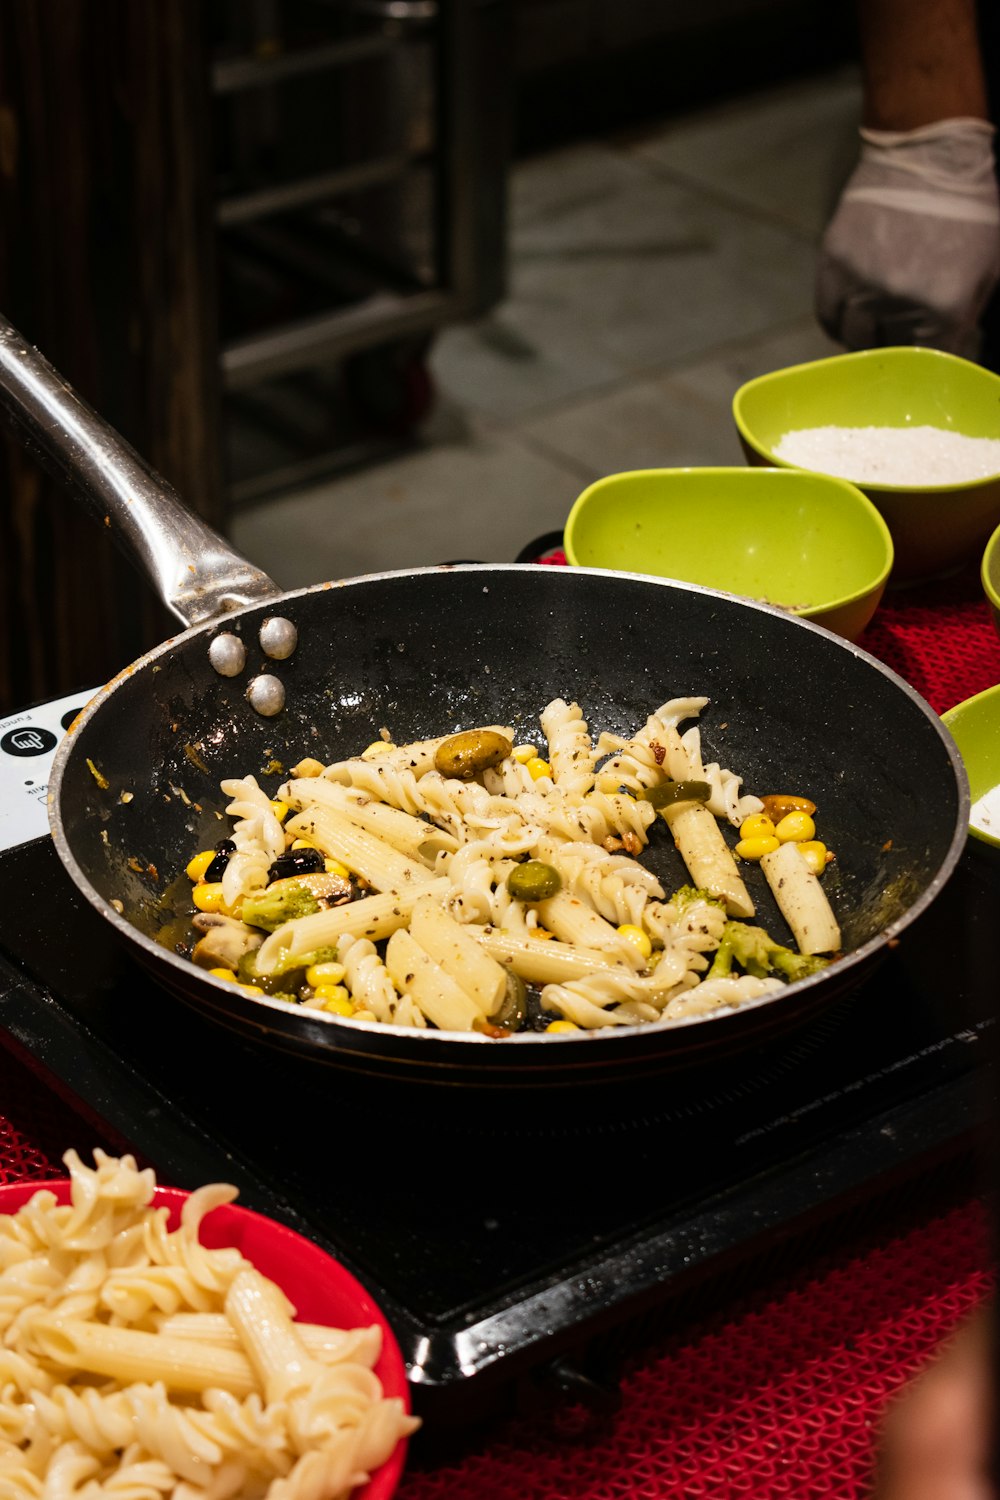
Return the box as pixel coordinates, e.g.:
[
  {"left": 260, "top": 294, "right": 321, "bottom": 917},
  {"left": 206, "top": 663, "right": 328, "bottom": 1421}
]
[
  {"left": 0, "top": 1150, "right": 417, "bottom": 1500},
  {"left": 178, "top": 697, "right": 843, "bottom": 1035}
]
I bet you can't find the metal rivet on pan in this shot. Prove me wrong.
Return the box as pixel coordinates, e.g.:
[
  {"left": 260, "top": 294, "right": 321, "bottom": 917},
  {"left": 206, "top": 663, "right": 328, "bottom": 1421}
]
[
  {"left": 208, "top": 633, "right": 246, "bottom": 677},
  {"left": 259, "top": 616, "right": 298, "bottom": 660},
  {"left": 247, "top": 674, "right": 285, "bottom": 716}
]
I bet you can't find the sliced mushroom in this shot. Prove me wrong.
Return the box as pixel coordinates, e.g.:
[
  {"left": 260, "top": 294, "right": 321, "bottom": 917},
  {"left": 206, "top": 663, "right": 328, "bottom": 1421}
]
[
  {"left": 288, "top": 871, "right": 353, "bottom": 904},
  {"left": 192, "top": 912, "right": 264, "bottom": 971},
  {"left": 261, "top": 870, "right": 353, "bottom": 907}
]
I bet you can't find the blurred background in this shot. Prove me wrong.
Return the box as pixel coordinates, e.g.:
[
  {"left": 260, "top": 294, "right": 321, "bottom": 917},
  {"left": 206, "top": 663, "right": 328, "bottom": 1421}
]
[{"left": 0, "top": 0, "right": 861, "bottom": 712}]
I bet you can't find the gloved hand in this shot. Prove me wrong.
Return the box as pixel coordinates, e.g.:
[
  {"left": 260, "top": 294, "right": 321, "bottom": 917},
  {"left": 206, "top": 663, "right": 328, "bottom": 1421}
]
[{"left": 816, "top": 117, "right": 1000, "bottom": 358}]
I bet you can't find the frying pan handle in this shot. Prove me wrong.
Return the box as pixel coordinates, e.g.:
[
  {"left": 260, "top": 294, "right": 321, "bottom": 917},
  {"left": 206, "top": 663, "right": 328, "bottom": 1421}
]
[{"left": 0, "top": 316, "right": 283, "bottom": 626}]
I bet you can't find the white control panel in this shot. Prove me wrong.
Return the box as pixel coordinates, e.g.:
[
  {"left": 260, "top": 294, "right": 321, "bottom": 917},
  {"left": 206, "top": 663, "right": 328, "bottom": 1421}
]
[{"left": 0, "top": 689, "right": 99, "bottom": 853}]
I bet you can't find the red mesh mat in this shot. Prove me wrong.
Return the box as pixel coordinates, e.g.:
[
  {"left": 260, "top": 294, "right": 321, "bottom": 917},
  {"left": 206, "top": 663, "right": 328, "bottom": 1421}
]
[
  {"left": 399, "top": 1200, "right": 991, "bottom": 1500},
  {"left": 0, "top": 1046, "right": 118, "bottom": 1186},
  {"left": 1, "top": 554, "right": 998, "bottom": 1498}
]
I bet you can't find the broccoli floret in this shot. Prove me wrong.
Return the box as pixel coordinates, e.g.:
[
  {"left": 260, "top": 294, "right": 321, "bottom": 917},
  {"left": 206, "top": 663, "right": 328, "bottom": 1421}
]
[
  {"left": 241, "top": 879, "right": 322, "bottom": 932},
  {"left": 770, "top": 946, "right": 829, "bottom": 983},
  {"left": 274, "top": 944, "right": 340, "bottom": 976},
  {"left": 670, "top": 884, "right": 726, "bottom": 913},
  {"left": 708, "top": 922, "right": 768, "bottom": 979},
  {"left": 707, "top": 927, "right": 734, "bottom": 980},
  {"left": 708, "top": 921, "right": 829, "bottom": 984},
  {"left": 237, "top": 943, "right": 341, "bottom": 998}
]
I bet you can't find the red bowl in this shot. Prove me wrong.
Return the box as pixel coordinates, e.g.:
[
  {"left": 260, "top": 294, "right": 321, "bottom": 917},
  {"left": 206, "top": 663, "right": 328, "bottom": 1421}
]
[{"left": 0, "top": 1178, "right": 412, "bottom": 1500}]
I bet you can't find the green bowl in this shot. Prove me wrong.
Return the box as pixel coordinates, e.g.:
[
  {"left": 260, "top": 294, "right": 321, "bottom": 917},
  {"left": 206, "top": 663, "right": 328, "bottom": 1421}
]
[
  {"left": 983, "top": 520, "right": 1000, "bottom": 640},
  {"left": 941, "top": 683, "right": 1000, "bottom": 850},
  {"left": 733, "top": 346, "right": 1000, "bottom": 584},
  {"left": 563, "top": 466, "right": 893, "bottom": 641}
]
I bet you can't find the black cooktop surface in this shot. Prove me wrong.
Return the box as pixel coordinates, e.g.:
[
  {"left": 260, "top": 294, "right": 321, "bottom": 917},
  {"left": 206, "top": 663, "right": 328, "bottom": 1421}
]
[{"left": 1, "top": 833, "right": 996, "bottom": 1420}]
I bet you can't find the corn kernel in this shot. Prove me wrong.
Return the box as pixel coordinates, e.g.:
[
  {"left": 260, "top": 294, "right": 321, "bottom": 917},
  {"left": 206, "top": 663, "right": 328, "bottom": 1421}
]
[
  {"left": 531, "top": 926, "right": 556, "bottom": 941},
  {"left": 739, "top": 813, "right": 777, "bottom": 841},
  {"left": 316, "top": 985, "right": 354, "bottom": 1016},
  {"left": 314, "top": 982, "right": 350, "bottom": 1001},
  {"left": 207, "top": 967, "right": 237, "bottom": 983},
  {"left": 774, "top": 811, "right": 816, "bottom": 843},
  {"left": 324, "top": 858, "right": 351, "bottom": 878},
  {"left": 185, "top": 849, "right": 215, "bottom": 882},
  {"left": 269, "top": 800, "right": 290, "bottom": 823},
  {"left": 291, "top": 837, "right": 317, "bottom": 851},
  {"left": 192, "top": 882, "right": 227, "bottom": 913},
  {"left": 352, "top": 1009, "right": 377, "bottom": 1022},
  {"left": 526, "top": 757, "right": 551, "bottom": 781},
  {"left": 362, "top": 741, "right": 395, "bottom": 758},
  {"left": 735, "top": 835, "right": 781, "bottom": 861},
  {"left": 291, "top": 757, "right": 325, "bottom": 778},
  {"left": 617, "top": 923, "right": 652, "bottom": 959},
  {"left": 238, "top": 983, "right": 264, "bottom": 996},
  {"left": 546, "top": 1019, "right": 580, "bottom": 1033},
  {"left": 513, "top": 744, "right": 538, "bottom": 764},
  {"left": 306, "top": 961, "right": 347, "bottom": 988},
  {"left": 798, "top": 840, "right": 831, "bottom": 875}
]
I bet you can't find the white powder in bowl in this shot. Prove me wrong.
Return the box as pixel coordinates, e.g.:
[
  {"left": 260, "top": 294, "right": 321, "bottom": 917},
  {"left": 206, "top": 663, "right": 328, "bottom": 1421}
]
[
  {"left": 772, "top": 424, "right": 1000, "bottom": 487},
  {"left": 970, "top": 782, "right": 1000, "bottom": 840}
]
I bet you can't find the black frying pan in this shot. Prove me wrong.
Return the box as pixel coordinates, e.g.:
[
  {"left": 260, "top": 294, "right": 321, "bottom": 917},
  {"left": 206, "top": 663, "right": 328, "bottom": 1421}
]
[{"left": 0, "top": 318, "right": 970, "bottom": 1088}]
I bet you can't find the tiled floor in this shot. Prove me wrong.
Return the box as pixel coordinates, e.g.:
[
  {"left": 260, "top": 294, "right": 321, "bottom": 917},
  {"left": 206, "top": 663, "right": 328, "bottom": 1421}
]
[{"left": 231, "top": 65, "right": 862, "bottom": 586}]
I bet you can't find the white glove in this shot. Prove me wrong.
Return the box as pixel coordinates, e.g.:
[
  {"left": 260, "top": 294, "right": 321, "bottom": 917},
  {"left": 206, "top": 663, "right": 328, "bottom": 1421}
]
[{"left": 816, "top": 117, "right": 1000, "bottom": 358}]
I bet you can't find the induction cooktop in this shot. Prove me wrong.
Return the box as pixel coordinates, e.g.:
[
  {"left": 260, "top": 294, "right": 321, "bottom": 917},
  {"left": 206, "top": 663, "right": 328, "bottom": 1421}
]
[{"left": 0, "top": 690, "right": 995, "bottom": 1427}]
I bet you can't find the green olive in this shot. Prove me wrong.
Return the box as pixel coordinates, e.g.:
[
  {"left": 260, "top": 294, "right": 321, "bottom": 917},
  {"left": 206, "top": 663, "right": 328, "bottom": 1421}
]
[
  {"left": 507, "top": 860, "right": 562, "bottom": 902},
  {"left": 434, "top": 729, "right": 513, "bottom": 779},
  {"left": 237, "top": 950, "right": 309, "bottom": 997},
  {"left": 490, "top": 970, "right": 528, "bottom": 1032},
  {"left": 641, "top": 779, "right": 712, "bottom": 810}
]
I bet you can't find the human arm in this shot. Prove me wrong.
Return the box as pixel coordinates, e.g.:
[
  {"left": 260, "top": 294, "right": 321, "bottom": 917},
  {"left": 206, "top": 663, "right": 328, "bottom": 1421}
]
[
  {"left": 857, "top": 0, "right": 989, "bottom": 130},
  {"left": 816, "top": 0, "right": 1000, "bottom": 356}
]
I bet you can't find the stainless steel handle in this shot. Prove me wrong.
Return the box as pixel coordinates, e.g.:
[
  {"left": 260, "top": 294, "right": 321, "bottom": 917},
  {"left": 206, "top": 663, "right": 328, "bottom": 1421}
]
[{"left": 0, "top": 317, "right": 282, "bottom": 627}]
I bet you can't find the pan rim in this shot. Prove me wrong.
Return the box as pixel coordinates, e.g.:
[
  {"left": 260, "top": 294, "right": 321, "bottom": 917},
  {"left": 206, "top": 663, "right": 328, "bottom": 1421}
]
[{"left": 47, "top": 563, "right": 971, "bottom": 1049}]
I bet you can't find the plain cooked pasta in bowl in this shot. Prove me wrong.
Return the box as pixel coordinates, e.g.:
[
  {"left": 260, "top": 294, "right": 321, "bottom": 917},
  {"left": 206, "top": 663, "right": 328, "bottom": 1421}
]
[
  {"left": 174, "top": 695, "right": 844, "bottom": 1037},
  {"left": 0, "top": 1150, "right": 417, "bottom": 1499}
]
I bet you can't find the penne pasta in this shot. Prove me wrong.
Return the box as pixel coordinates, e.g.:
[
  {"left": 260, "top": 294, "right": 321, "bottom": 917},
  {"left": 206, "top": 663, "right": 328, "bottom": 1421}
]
[
  {"left": 225, "top": 1267, "right": 317, "bottom": 1403},
  {"left": 158, "top": 1313, "right": 383, "bottom": 1365},
  {"left": 535, "top": 891, "right": 646, "bottom": 969},
  {"left": 761, "top": 841, "right": 842, "bottom": 955},
  {"left": 280, "top": 776, "right": 459, "bottom": 862},
  {"left": 32, "top": 1316, "right": 260, "bottom": 1397},
  {"left": 409, "top": 894, "right": 507, "bottom": 1016},
  {"left": 255, "top": 878, "right": 451, "bottom": 972},
  {"left": 286, "top": 806, "right": 437, "bottom": 893},
  {"left": 465, "top": 926, "right": 635, "bottom": 986},
  {"left": 384, "top": 927, "right": 484, "bottom": 1032},
  {"left": 659, "top": 800, "right": 755, "bottom": 918}
]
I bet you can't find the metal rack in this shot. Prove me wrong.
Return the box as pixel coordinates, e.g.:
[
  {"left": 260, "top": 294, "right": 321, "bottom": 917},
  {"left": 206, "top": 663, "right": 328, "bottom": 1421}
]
[{"left": 210, "top": 0, "right": 511, "bottom": 503}]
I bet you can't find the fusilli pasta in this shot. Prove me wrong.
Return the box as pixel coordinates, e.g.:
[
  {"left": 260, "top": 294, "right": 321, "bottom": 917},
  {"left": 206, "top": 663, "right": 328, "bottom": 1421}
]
[
  {"left": 177, "top": 695, "right": 839, "bottom": 1036},
  {"left": 0, "top": 1152, "right": 417, "bottom": 1500}
]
